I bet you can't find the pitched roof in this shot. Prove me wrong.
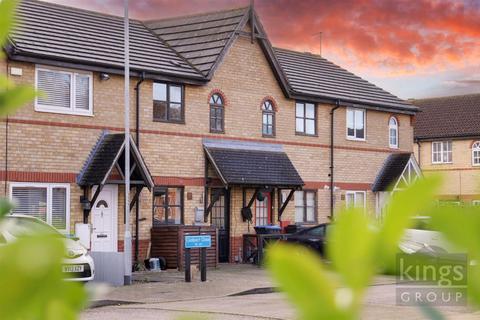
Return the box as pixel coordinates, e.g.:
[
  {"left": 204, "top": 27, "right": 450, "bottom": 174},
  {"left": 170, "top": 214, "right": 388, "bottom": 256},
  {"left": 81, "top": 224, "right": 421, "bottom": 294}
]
[
  {"left": 145, "top": 7, "right": 249, "bottom": 76},
  {"left": 412, "top": 94, "right": 480, "bottom": 140},
  {"left": 10, "top": 0, "right": 203, "bottom": 80},
  {"left": 372, "top": 153, "right": 413, "bottom": 192},
  {"left": 203, "top": 139, "right": 303, "bottom": 187},
  {"left": 274, "top": 48, "right": 416, "bottom": 112},
  {"left": 77, "top": 133, "right": 153, "bottom": 189},
  {"left": 8, "top": 0, "right": 414, "bottom": 113}
]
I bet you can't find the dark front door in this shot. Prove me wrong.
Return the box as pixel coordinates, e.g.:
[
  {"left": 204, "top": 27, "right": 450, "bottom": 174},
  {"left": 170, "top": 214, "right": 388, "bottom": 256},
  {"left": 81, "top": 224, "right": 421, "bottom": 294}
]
[{"left": 211, "top": 189, "right": 230, "bottom": 263}]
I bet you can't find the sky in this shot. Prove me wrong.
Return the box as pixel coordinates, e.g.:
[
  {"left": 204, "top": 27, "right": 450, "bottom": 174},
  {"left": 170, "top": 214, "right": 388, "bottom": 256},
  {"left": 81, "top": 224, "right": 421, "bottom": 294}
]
[{"left": 47, "top": 0, "right": 480, "bottom": 100}]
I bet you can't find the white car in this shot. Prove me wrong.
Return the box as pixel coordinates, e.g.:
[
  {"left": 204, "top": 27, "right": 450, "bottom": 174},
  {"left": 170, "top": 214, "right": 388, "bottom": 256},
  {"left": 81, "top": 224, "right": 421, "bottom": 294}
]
[
  {"left": 400, "top": 216, "right": 458, "bottom": 255},
  {"left": 0, "top": 215, "right": 94, "bottom": 282}
]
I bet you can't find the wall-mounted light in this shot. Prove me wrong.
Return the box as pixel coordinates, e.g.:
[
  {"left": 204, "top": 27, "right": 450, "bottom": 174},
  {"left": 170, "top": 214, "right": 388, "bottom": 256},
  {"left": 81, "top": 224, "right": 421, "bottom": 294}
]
[{"left": 99, "top": 73, "right": 110, "bottom": 81}]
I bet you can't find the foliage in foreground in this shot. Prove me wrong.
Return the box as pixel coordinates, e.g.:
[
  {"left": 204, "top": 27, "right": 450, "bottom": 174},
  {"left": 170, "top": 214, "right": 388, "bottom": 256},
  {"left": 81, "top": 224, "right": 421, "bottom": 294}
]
[
  {"left": 267, "top": 175, "right": 480, "bottom": 319},
  {"left": 0, "top": 1, "right": 88, "bottom": 319}
]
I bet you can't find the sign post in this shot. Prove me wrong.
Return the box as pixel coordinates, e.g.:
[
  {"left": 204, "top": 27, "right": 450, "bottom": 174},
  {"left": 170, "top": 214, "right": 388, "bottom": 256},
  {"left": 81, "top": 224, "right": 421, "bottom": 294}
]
[{"left": 184, "top": 234, "right": 212, "bottom": 282}]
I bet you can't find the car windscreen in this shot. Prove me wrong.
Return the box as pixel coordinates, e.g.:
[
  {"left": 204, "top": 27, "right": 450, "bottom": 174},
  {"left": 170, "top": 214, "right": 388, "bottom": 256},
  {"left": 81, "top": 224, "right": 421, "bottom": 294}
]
[
  {"left": 6, "top": 216, "right": 63, "bottom": 238},
  {"left": 305, "top": 225, "right": 330, "bottom": 237},
  {"left": 410, "top": 217, "right": 435, "bottom": 231}
]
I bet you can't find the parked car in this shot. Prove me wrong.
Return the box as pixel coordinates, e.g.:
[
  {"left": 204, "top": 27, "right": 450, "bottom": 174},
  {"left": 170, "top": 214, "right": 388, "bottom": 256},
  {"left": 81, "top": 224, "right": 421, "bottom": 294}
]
[
  {"left": 400, "top": 216, "right": 457, "bottom": 254},
  {"left": 285, "top": 223, "right": 330, "bottom": 256},
  {"left": 0, "top": 215, "right": 94, "bottom": 282}
]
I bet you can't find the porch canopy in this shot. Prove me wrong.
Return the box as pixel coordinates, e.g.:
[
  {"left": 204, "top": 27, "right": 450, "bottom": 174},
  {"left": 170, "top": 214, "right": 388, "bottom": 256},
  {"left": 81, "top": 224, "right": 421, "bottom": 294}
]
[
  {"left": 77, "top": 132, "right": 154, "bottom": 222},
  {"left": 203, "top": 139, "right": 304, "bottom": 222},
  {"left": 372, "top": 153, "right": 421, "bottom": 192}
]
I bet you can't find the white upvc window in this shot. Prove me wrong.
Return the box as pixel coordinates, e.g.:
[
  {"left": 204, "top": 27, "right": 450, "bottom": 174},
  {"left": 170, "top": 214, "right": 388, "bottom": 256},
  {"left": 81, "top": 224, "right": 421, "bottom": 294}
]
[
  {"left": 472, "top": 141, "right": 480, "bottom": 166},
  {"left": 35, "top": 65, "right": 93, "bottom": 116},
  {"left": 9, "top": 183, "right": 70, "bottom": 233},
  {"left": 432, "top": 141, "right": 452, "bottom": 164},
  {"left": 346, "top": 108, "right": 366, "bottom": 140},
  {"left": 345, "top": 191, "right": 366, "bottom": 209},
  {"left": 472, "top": 200, "right": 480, "bottom": 206},
  {"left": 389, "top": 117, "right": 398, "bottom": 148}
]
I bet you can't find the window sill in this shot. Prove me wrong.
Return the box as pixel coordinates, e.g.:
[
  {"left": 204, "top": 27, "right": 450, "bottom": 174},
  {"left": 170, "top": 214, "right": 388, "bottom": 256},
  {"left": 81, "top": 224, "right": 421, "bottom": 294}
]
[
  {"left": 210, "top": 130, "right": 225, "bottom": 134},
  {"left": 346, "top": 136, "right": 366, "bottom": 142},
  {"left": 295, "top": 132, "right": 318, "bottom": 137},
  {"left": 34, "top": 106, "right": 93, "bottom": 117},
  {"left": 153, "top": 119, "right": 185, "bottom": 124},
  {"left": 389, "top": 145, "right": 399, "bottom": 149},
  {"left": 262, "top": 134, "right": 276, "bottom": 138},
  {"left": 431, "top": 162, "right": 453, "bottom": 165}
]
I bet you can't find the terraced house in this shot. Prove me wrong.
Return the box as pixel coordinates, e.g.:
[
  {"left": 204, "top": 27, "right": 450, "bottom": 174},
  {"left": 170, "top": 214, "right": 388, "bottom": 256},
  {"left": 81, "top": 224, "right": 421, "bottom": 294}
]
[
  {"left": 413, "top": 94, "right": 480, "bottom": 205},
  {"left": 1, "top": 0, "right": 418, "bottom": 267}
]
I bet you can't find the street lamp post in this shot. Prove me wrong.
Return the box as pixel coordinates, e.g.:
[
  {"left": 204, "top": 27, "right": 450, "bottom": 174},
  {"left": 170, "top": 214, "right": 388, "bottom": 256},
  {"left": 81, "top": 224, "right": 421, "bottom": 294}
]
[{"left": 123, "top": 0, "right": 132, "bottom": 286}]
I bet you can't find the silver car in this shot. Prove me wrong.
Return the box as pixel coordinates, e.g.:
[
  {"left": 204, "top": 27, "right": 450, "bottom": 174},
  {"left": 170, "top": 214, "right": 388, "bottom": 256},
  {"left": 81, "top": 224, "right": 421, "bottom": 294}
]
[{"left": 0, "top": 215, "right": 95, "bottom": 282}]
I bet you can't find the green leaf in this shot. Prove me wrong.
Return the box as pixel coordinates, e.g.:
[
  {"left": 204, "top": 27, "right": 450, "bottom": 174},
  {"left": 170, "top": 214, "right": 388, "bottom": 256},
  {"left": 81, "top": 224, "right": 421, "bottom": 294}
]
[
  {"left": 0, "top": 0, "right": 17, "bottom": 48},
  {"left": 430, "top": 205, "right": 480, "bottom": 306},
  {"left": 0, "top": 234, "right": 88, "bottom": 320},
  {"left": 0, "top": 76, "right": 38, "bottom": 116},
  {"left": 328, "top": 208, "right": 376, "bottom": 297},
  {"left": 0, "top": 199, "right": 14, "bottom": 218},
  {"left": 266, "top": 243, "right": 351, "bottom": 320},
  {"left": 377, "top": 175, "right": 442, "bottom": 269}
]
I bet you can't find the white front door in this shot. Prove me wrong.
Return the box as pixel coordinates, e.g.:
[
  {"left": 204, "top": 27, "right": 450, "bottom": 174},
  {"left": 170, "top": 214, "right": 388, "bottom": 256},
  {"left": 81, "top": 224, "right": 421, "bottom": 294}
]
[{"left": 91, "top": 185, "right": 118, "bottom": 252}]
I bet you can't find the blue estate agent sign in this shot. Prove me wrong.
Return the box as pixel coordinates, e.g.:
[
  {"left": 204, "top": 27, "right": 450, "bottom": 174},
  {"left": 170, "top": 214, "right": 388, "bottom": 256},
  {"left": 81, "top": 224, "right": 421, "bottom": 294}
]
[{"left": 185, "top": 235, "right": 212, "bottom": 249}]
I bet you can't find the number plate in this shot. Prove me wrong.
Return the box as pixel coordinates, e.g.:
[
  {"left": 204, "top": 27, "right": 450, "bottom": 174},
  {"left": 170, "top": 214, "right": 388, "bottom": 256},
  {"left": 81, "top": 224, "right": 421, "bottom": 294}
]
[{"left": 62, "top": 264, "right": 84, "bottom": 273}]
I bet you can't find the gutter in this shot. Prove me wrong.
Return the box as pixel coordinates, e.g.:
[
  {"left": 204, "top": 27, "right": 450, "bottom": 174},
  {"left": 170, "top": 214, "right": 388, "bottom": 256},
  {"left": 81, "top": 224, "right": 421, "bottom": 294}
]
[
  {"left": 6, "top": 51, "right": 207, "bottom": 85},
  {"left": 289, "top": 91, "right": 418, "bottom": 115},
  {"left": 329, "top": 100, "right": 341, "bottom": 219},
  {"left": 134, "top": 71, "right": 145, "bottom": 264}
]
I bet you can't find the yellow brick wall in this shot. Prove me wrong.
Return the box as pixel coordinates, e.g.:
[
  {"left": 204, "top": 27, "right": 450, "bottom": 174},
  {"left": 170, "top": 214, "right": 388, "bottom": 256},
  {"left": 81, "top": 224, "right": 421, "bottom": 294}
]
[
  {"left": 415, "top": 140, "right": 480, "bottom": 202},
  {"left": 0, "top": 35, "right": 414, "bottom": 257}
]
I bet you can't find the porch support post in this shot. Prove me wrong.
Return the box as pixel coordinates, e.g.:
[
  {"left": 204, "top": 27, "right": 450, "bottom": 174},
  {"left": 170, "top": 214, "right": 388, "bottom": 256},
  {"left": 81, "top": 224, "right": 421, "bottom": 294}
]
[
  {"left": 89, "top": 183, "right": 105, "bottom": 212},
  {"left": 278, "top": 188, "right": 295, "bottom": 220},
  {"left": 246, "top": 187, "right": 260, "bottom": 209},
  {"left": 205, "top": 189, "right": 223, "bottom": 217},
  {"left": 129, "top": 185, "right": 143, "bottom": 212},
  {"left": 82, "top": 187, "right": 89, "bottom": 223},
  {"left": 203, "top": 153, "right": 209, "bottom": 222}
]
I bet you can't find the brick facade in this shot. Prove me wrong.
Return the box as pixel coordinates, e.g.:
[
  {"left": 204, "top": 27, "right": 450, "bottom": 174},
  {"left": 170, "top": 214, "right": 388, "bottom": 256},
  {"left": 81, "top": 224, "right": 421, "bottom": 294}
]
[
  {"left": 415, "top": 140, "right": 480, "bottom": 202},
  {"left": 0, "top": 32, "right": 414, "bottom": 263}
]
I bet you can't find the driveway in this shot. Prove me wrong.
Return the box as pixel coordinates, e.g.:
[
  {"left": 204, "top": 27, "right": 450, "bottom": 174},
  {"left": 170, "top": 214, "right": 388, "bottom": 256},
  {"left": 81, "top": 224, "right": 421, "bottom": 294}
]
[{"left": 81, "top": 264, "right": 480, "bottom": 320}]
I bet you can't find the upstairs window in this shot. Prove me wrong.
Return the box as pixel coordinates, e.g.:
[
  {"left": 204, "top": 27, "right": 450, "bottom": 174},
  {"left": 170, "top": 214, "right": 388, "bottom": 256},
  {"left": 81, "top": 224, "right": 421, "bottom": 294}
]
[
  {"left": 389, "top": 117, "right": 398, "bottom": 148},
  {"left": 262, "top": 100, "right": 275, "bottom": 136},
  {"left": 35, "top": 66, "right": 92, "bottom": 116},
  {"left": 432, "top": 141, "right": 452, "bottom": 164},
  {"left": 209, "top": 93, "right": 224, "bottom": 133},
  {"left": 347, "top": 108, "right": 366, "bottom": 140},
  {"left": 153, "top": 82, "right": 184, "bottom": 123},
  {"left": 472, "top": 141, "right": 480, "bottom": 166},
  {"left": 296, "top": 102, "right": 316, "bottom": 135},
  {"left": 10, "top": 183, "right": 70, "bottom": 233}
]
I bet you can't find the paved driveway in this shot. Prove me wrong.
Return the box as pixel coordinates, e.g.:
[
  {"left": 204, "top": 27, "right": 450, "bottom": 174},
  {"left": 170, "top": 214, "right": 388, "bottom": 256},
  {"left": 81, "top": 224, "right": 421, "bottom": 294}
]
[{"left": 81, "top": 264, "right": 480, "bottom": 320}]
